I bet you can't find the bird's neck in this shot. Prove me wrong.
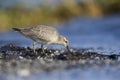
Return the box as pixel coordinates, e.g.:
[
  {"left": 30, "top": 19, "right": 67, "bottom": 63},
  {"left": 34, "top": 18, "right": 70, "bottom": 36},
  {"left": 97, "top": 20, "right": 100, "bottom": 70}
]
[{"left": 56, "top": 35, "right": 63, "bottom": 45}]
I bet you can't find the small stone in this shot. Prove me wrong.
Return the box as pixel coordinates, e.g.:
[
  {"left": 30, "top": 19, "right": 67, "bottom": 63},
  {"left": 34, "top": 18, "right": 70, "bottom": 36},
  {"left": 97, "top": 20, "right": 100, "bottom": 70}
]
[
  {"left": 17, "top": 69, "right": 30, "bottom": 77},
  {"left": 19, "top": 56, "right": 24, "bottom": 59}
]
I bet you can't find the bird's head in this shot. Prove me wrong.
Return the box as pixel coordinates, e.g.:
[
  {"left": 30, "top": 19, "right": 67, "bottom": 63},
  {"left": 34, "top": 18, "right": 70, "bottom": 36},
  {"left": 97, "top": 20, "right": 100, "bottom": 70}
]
[
  {"left": 58, "top": 35, "right": 71, "bottom": 52},
  {"left": 58, "top": 35, "right": 68, "bottom": 47}
]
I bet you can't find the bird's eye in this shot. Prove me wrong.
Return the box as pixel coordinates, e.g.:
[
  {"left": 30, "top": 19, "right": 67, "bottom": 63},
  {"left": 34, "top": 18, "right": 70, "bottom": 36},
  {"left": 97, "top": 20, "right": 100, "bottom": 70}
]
[{"left": 65, "top": 40, "right": 68, "bottom": 43}]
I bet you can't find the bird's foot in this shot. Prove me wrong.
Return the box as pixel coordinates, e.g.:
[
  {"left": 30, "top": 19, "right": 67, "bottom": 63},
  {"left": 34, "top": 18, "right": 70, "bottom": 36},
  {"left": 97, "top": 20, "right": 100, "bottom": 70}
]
[
  {"left": 33, "top": 48, "right": 38, "bottom": 55},
  {"left": 41, "top": 47, "right": 45, "bottom": 53}
]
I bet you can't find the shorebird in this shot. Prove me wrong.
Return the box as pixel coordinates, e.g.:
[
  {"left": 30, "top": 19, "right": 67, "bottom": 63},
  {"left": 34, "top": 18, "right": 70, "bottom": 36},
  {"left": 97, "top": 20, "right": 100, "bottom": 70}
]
[{"left": 12, "top": 25, "right": 71, "bottom": 54}]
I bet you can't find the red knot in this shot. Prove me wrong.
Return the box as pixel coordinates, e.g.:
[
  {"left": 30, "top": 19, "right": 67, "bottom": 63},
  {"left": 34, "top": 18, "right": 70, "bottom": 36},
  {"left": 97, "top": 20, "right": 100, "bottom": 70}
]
[{"left": 12, "top": 25, "right": 71, "bottom": 54}]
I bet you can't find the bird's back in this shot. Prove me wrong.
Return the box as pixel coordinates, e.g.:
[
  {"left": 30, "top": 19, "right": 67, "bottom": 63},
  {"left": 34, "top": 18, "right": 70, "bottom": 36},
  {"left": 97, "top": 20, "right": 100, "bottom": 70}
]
[{"left": 13, "top": 25, "right": 59, "bottom": 44}]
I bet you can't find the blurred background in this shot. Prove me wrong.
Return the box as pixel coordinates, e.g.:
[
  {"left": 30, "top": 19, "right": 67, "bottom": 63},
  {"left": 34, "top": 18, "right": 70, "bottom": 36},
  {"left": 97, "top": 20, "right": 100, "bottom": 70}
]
[
  {"left": 0, "top": 1, "right": 120, "bottom": 80},
  {"left": 0, "top": 0, "right": 120, "bottom": 30},
  {"left": 0, "top": 0, "right": 120, "bottom": 48}
]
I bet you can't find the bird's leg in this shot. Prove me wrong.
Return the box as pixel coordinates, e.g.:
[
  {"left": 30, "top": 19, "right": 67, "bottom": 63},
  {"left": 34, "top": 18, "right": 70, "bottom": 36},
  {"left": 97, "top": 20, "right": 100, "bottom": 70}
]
[
  {"left": 33, "top": 42, "right": 37, "bottom": 55},
  {"left": 41, "top": 44, "right": 45, "bottom": 53}
]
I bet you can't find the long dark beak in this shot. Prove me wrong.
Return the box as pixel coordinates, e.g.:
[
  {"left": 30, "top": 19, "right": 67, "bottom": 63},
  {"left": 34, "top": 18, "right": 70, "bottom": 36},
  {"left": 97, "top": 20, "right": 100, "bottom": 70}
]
[{"left": 66, "top": 45, "right": 71, "bottom": 53}]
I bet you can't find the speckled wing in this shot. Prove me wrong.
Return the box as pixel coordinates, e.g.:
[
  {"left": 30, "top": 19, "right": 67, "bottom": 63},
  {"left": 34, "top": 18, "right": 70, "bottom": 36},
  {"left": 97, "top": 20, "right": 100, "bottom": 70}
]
[{"left": 20, "top": 25, "right": 59, "bottom": 44}]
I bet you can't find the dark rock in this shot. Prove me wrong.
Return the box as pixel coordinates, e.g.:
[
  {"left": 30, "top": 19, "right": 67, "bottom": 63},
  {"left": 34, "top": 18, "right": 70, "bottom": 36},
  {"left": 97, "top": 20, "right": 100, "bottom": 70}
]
[{"left": 0, "top": 44, "right": 120, "bottom": 61}]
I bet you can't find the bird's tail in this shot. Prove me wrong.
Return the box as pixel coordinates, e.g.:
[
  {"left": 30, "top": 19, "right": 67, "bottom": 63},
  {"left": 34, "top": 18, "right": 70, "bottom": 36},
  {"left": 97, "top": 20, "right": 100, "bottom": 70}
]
[{"left": 12, "top": 28, "right": 21, "bottom": 32}]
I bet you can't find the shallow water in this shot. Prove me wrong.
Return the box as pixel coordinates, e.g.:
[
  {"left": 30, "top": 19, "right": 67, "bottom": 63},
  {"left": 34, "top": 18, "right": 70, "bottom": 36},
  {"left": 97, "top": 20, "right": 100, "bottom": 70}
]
[
  {"left": 0, "top": 60, "right": 120, "bottom": 80},
  {"left": 0, "top": 15, "right": 120, "bottom": 80}
]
